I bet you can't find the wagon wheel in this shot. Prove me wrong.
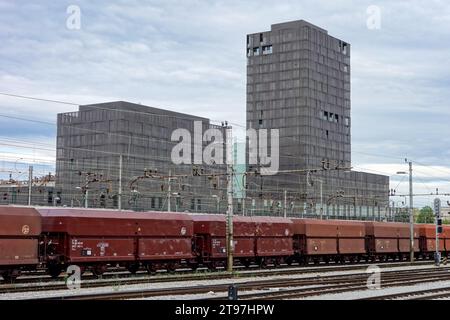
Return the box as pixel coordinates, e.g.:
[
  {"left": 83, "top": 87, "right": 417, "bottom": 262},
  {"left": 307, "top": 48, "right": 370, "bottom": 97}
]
[
  {"left": 208, "top": 261, "right": 218, "bottom": 270},
  {"left": 92, "top": 265, "right": 107, "bottom": 277},
  {"left": 188, "top": 262, "right": 199, "bottom": 271},
  {"left": 48, "top": 264, "right": 62, "bottom": 279},
  {"left": 285, "top": 256, "right": 293, "bottom": 266},
  {"left": 145, "top": 264, "right": 157, "bottom": 275},
  {"left": 240, "top": 259, "right": 251, "bottom": 269},
  {"left": 323, "top": 256, "right": 330, "bottom": 265},
  {"left": 273, "top": 258, "right": 282, "bottom": 268},
  {"left": 127, "top": 263, "right": 140, "bottom": 274},
  {"left": 167, "top": 263, "right": 177, "bottom": 273},
  {"left": 258, "top": 258, "right": 267, "bottom": 269},
  {"left": 299, "top": 257, "right": 308, "bottom": 266},
  {"left": 1, "top": 271, "right": 19, "bottom": 283}
]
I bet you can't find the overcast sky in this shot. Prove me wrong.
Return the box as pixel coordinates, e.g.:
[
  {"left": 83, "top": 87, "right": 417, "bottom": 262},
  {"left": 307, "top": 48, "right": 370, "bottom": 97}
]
[{"left": 0, "top": 0, "right": 449, "bottom": 206}]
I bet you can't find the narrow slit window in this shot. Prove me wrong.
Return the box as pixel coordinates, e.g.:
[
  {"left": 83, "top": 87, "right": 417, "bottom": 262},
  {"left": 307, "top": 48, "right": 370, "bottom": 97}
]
[
  {"left": 342, "top": 43, "right": 348, "bottom": 55},
  {"left": 345, "top": 117, "right": 350, "bottom": 127},
  {"left": 151, "top": 197, "right": 155, "bottom": 209}
]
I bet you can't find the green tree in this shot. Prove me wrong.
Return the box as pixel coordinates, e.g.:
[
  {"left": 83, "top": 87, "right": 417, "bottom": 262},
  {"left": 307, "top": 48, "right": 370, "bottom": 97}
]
[{"left": 416, "top": 206, "right": 434, "bottom": 223}]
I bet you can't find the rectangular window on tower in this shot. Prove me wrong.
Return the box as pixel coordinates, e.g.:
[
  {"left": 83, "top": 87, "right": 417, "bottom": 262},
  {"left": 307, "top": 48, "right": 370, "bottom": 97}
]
[
  {"left": 342, "top": 42, "right": 348, "bottom": 55},
  {"left": 262, "top": 45, "right": 273, "bottom": 55},
  {"left": 328, "top": 113, "right": 334, "bottom": 122},
  {"left": 345, "top": 117, "right": 350, "bottom": 127}
]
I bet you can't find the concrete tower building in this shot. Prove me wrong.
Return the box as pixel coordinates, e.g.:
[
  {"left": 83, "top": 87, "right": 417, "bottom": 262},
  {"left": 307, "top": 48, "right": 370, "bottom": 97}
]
[{"left": 245, "top": 20, "right": 388, "bottom": 218}]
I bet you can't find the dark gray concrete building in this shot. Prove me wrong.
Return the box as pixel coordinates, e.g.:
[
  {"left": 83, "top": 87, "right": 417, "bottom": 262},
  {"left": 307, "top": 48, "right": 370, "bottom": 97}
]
[
  {"left": 245, "top": 20, "right": 389, "bottom": 219},
  {"left": 55, "top": 101, "right": 226, "bottom": 212}
]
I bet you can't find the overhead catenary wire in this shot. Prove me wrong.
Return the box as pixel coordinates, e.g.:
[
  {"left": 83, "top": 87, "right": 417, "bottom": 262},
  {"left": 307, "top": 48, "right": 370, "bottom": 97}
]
[{"left": 1, "top": 92, "right": 449, "bottom": 210}]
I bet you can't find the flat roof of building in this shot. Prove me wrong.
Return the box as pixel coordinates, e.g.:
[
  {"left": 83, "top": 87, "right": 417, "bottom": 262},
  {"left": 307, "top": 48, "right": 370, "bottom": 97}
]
[{"left": 61, "top": 100, "right": 210, "bottom": 122}]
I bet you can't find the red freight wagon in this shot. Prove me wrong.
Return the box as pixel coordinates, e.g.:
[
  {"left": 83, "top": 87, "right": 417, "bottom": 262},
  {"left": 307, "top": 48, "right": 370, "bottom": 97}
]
[
  {"left": 191, "top": 214, "right": 293, "bottom": 268},
  {"left": 254, "top": 216, "right": 293, "bottom": 262},
  {"left": 418, "top": 224, "right": 446, "bottom": 257},
  {"left": 364, "top": 222, "right": 399, "bottom": 255},
  {"left": 397, "top": 223, "right": 420, "bottom": 254},
  {"left": 291, "top": 219, "right": 338, "bottom": 257},
  {"left": 0, "top": 206, "right": 42, "bottom": 281},
  {"left": 192, "top": 214, "right": 255, "bottom": 267},
  {"left": 291, "top": 219, "right": 365, "bottom": 264},
  {"left": 443, "top": 226, "right": 450, "bottom": 254},
  {"left": 364, "top": 222, "right": 419, "bottom": 261},
  {"left": 336, "top": 220, "right": 366, "bottom": 255},
  {"left": 38, "top": 208, "right": 194, "bottom": 276}
]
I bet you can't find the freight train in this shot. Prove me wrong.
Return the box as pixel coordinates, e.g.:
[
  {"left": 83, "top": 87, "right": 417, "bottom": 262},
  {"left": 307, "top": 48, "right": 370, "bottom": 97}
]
[{"left": 0, "top": 206, "right": 447, "bottom": 282}]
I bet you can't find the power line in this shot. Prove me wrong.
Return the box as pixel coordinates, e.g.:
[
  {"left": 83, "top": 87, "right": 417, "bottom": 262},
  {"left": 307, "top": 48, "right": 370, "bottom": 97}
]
[
  {"left": 0, "top": 92, "right": 247, "bottom": 128},
  {"left": 0, "top": 92, "right": 78, "bottom": 106}
]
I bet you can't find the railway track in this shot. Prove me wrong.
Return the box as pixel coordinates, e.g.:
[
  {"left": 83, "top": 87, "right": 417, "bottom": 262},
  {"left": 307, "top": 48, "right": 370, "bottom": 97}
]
[
  {"left": 0, "top": 261, "right": 433, "bottom": 295},
  {"left": 22, "top": 264, "right": 450, "bottom": 300},
  {"left": 212, "top": 268, "right": 450, "bottom": 300},
  {"left": 358, "top": 286, "right": 450, "bottom": 300}
]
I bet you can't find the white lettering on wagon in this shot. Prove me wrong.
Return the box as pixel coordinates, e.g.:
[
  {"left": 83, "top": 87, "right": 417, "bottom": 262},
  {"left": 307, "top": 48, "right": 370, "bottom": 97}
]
[
  {"left": 71, "top": 239, "right": 84, "bottom": 251},
  {"left": 97, "top": 242, "right": 110, "bottom": 256}
]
